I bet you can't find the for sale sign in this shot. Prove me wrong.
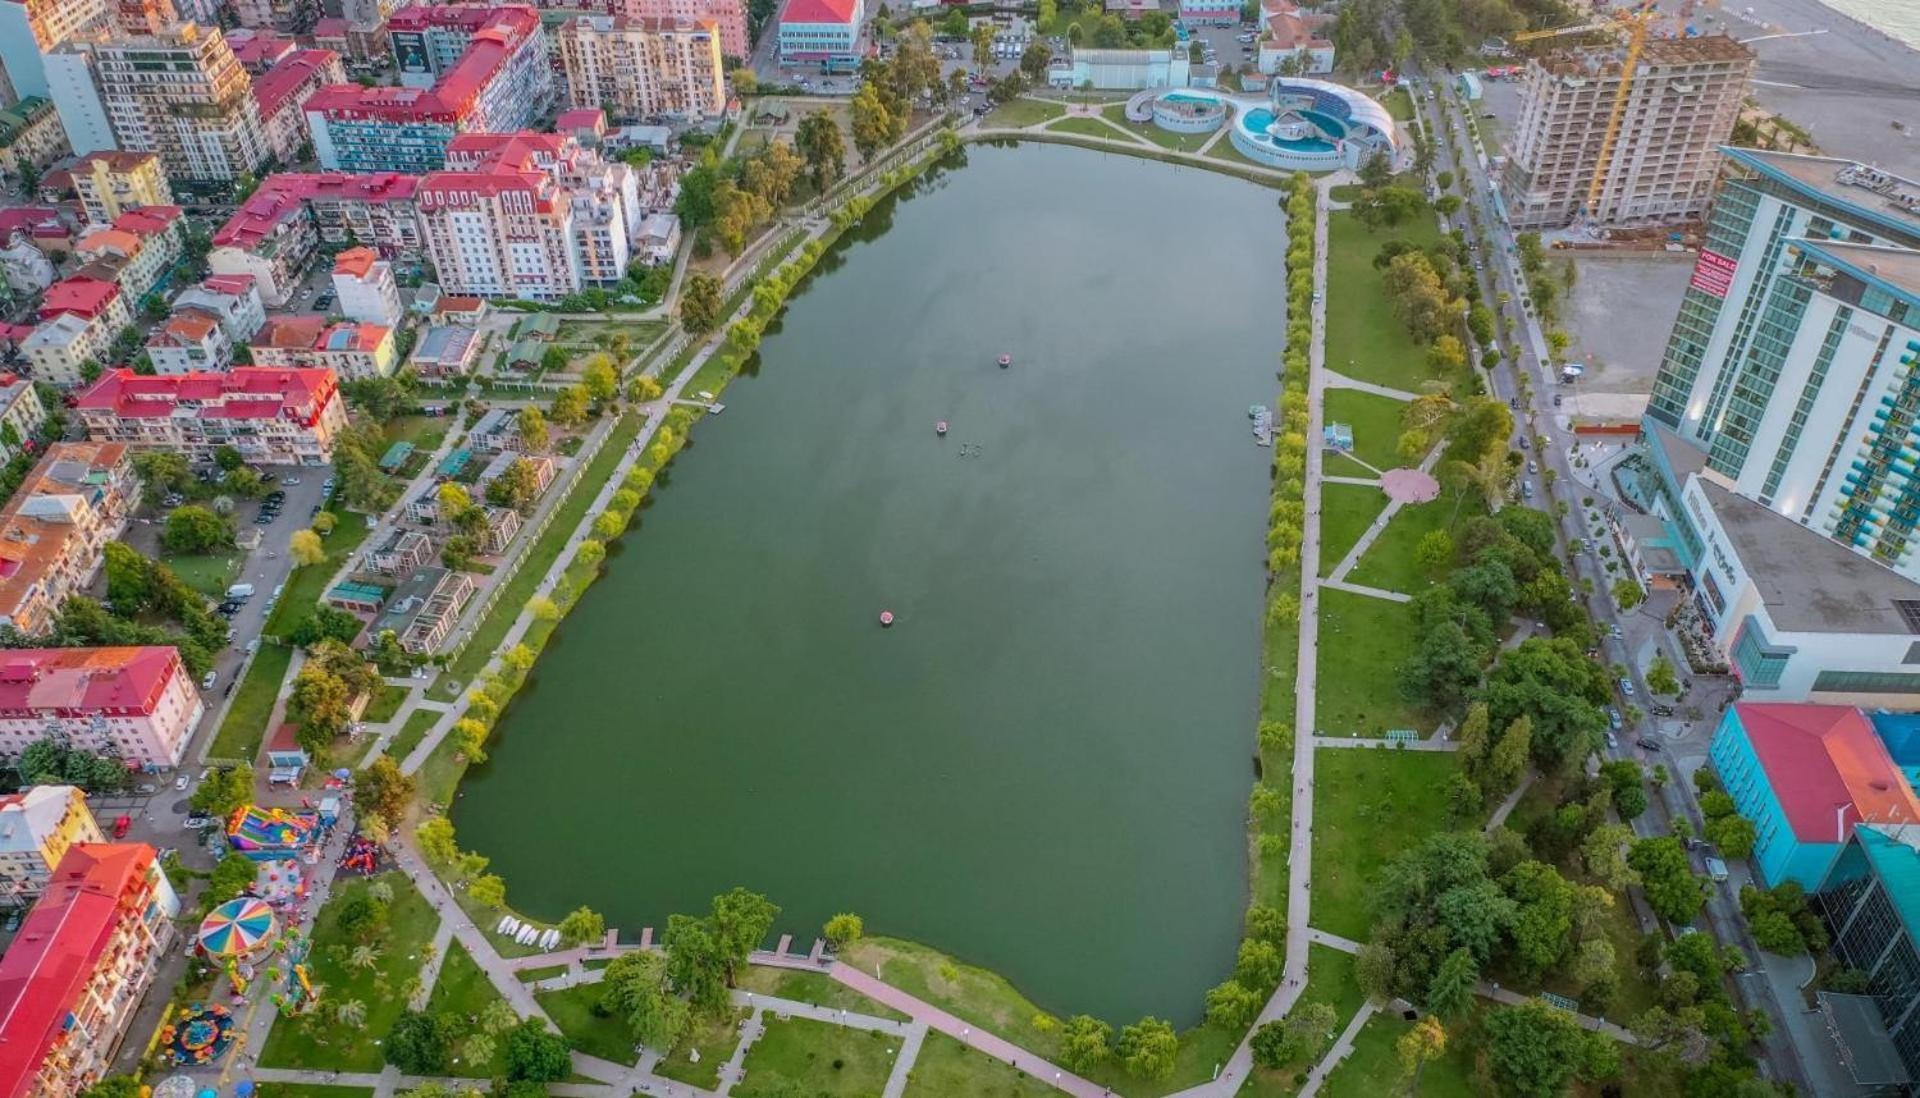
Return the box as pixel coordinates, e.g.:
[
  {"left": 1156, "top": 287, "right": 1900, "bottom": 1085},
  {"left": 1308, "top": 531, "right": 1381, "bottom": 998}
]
[{"left": 1689, "top": 248, "right": 1739, "bottom": 299}]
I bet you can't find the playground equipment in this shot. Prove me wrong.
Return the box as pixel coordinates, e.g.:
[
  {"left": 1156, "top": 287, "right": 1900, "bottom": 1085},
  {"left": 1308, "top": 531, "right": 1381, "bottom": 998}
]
[
  {"left": 226, "top": 805, "right": 320, "bottom": 860},
  {"left": 197, "top": 897, "right": 276, "bottom": 958},
  {"left": 157, "top": 1004, "right": 236, "bottom": 1066}
]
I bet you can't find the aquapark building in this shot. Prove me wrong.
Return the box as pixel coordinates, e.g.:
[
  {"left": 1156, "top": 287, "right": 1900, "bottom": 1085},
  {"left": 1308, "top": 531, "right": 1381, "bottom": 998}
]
[{"left": 1127, "top": 78, "right": 1396, "bottom": 173}]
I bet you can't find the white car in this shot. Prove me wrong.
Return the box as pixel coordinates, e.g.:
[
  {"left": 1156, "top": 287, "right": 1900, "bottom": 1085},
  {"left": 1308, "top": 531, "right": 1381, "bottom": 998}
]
[
  {"left": 174, "top": 774, "right": 189, "bottom": 791},
  {"left": 201, "top": 670, "right": 218, "bottom": 689}
]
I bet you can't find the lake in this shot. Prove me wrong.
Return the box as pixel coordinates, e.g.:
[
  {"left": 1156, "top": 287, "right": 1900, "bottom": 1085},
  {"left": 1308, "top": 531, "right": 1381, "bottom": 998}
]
[{"left": 454, "top": 142, "right": 1286, "bottom": 1023}]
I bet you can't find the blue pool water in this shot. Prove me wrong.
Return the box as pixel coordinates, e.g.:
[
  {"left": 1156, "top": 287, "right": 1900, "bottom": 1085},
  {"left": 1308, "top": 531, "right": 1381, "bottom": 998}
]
[
  {"left": 1163, "top": 93, "right": 1215, "bottom": 106},
  {"left": 1243, "top": 108, "right": 1274, "bottom": 131}
]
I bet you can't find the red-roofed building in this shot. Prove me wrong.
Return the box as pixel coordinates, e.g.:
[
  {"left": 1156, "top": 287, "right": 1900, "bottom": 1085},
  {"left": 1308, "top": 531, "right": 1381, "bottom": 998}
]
[
  {"left": 144, "top": 309, "right": 232, "bottom": 374},
  {"left": 0, "top": 208, "right": 71, "bottom": 252},
  {"left": 72, "top": 205, "right": 184, "bottom": 303},
  {"left": 0, "top": 843, "right": 179, "bottom": 1098},
  {"left": 777, "top": 0, "right": 862, "bottom": 63},
  {"left": 36, "top": 278, "right": 120, "bottom": 324},
  {"left": 251, "top": 48, "right": 345, "bottom": 163},
  {"left": 1711, "top": 702, "right": 1920, "bottom": 889},
  {"left": 210, "top": 172, "right": 421, "bottom": 305},
  {"left": 224, "top": 26, "right": 296, "bottom": 73},
  {"left": 22, "top": 279, "right": 130, "bottom": 385},
  {"left": 305, "top": 5, "right": 553, "bottom": 172},
  {"left": 331, "top": 245, "right": 403, "bottom": 326},
  {"left": 1256, "top": 0, "right": 1333, "bottom": 75},
  {"left": 170, "top": 274, "right": 267, "bottom": 343},
  {"left": 250, "top": 315, "right": 396, "bottom": 378},
  {"left": 0, "top": 443, "right": 141, "bottom": 638},
  {"left": 74, "top": 368, "right": 348, "bottom": 465},
  {"left": 555, "top": 108, "right": 606, "bottom": 141},
  {"left": 0, "top": 647, "right": 202, "bottom": 766}
]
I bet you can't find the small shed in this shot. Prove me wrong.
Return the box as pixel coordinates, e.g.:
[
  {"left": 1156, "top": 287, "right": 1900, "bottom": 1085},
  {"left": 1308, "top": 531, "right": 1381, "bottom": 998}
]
[{"left": 379, "top": 440, "right": 414, "bottom": 472}]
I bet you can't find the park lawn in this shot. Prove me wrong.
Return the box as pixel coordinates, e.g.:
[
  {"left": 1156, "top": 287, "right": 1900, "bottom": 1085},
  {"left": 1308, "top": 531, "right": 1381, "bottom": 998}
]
[
  {"left": 440, "top": 412, "right": 643, "bottom": 691},
  {"left": 384, "top": 415, "right": 448, "bottom": 452},
  {"left": 737, "top": 967, "right": 908, "bottom": 1021},
  {"left": 735, "top": 1017, "right": 897, "bottom": 1098},
  {"left": 364, "top": 682, "right": 408, "bottom": 723},
  {"left": 259, "top": 872, "right": 438, "bottom": 1072},
  {"left": 255, "top": 1087, "right": 373, "bottom": 1098},
  {"left": 1314, "top": 589, "right": 1424, "bottom": 737},
  {"left": 426, "top": 941, "right": 512, "bottom": 1078},
  {"left": 1324, "top": 211, "right": 1449, "bottom": 392},
  {"left": 1310, "top": 747, "right": 1463, "bottom": 942},
  {"left": 264, "top": 509, "right": 372, "bottom": 640},
  {"left": 1324, "top": 388, "right": 1411, "bottom": 472},
  {"left": 1318, "top": 1011, "right": 1477, "bottom": 1098},
  {"left": 1383, "top": 86, "right": 1415, "bottom": 121},
  {"left": 656, "top": 1006, "right": 749, "bottom": 1089},
  {"left": 1207, "top": 136, "right": 1266, "bottom": 170},
  {"left": 1240, "top": 945, "right": 1368, "bottom": 1095},
  {"left": 164, "top": 551, "right": 240, "bottom": 600},
  {"left": 207, "top": 642, "right": 293, "bottom": 762},
  {"left": 385, "top": 708, "right": 438, "bottom": 761},
  {"left": 1046, "top": 115, "right": 1135, "bottom": 142},
  {"left": 985, "top": 97, "right": 1066, "bottom": 128},
  {"left": 1323, "top": 452, "right": 1377, "bottom": 478},
  {"left": 537, "top": 983, "right": 638, "bottom": 1064},
  {"left": 515, "top": 963, "right": 566, "bottom": 983},
  {"left": 1318, "top": 482, "right": 1388, "bottom": 578},
  {"left": 1346, "top": 495, "right": 1484, "bottom": 596},
  {"left": 839, "top": 938, "right": 1053, "bottom": 1056},
  {"left": 902, "top": 1031, "right": 1053, "bottom": 1097}
]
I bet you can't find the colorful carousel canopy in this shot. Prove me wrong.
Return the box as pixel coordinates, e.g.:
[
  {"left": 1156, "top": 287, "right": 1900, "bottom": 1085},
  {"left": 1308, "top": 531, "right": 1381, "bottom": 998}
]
[{"left": 197, "top": 896, "right": 276, "bottom": 957}]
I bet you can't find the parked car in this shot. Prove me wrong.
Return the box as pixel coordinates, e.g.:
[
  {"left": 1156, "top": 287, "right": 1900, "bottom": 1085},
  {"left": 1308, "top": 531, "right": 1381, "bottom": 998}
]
[
  {"left": 174, "top": 773, "right": 189, "bottom": 790},
  {"left": 1651, "top": 703, "right": 1675, "bottom": 717},
  {"left": 1619, "top": 676, "right": 1635, "bottom": 696},
  {"left": 201, "top": 670, "right": 218, "bottom": 689},
  {"left": 1635, "top": 737, "right": 1661, "bottom": 752},
  {"left": 1607, "top": 707, "right": 1622, "bottom": 730}
]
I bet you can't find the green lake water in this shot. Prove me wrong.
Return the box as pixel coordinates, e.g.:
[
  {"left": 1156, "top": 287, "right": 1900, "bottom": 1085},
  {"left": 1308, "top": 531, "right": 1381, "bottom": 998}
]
[{"left": 454, "top": 142, "right": 1286, "bottom": 1023}]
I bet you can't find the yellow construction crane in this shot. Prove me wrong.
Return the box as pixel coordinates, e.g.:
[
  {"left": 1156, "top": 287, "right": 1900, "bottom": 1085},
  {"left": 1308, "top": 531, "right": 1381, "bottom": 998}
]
[{"left": 1512, "top": 1, "right": 1661, "bottom": 216}]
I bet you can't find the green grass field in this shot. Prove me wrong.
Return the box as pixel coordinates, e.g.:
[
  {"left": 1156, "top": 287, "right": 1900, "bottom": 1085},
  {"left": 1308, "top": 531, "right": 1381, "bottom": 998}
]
[
  {"left": 165, "top": 552, "right": 241, "bottom": 600},
  {"left": 1046, "top": 116, "right": 1134, "bottom": 141},
  {"left": 1346, "top": 495, "right": 1484, "bottom": 595},
  {"left": 1324, "top": 388, "right": 1412, "bottom": 472},
  {"left": 902, "top": 1031, "right": 1055, "bottom": 1097},
  {"left": 736, "top": 967, "right": 907, "bottom": 1021},
  {"left": 259, "top": 872, "right": 438, "bottom": 1071},
  {"left": 985, "top": 97, "right": 1066, "bottom": 128},
  {"left": 1310, "top": 747, "right": 1464, "bottom": 941},
  {"left": 1315, "top": 589, "right": 1425, "bottom": 737},
  {"left": 1318, "top": 1011, "right": 1476, "bottom": 1098},
  {"left": 386, "top": 708, "right": 439, "bottom": 762},
  {"left": 1324, "top": 212, "right": 1450, "bottom": 392},
  {"left": 363, "top": 682, "right": 408, "bottom": 723},
  {"left": 1242, "top": 944, "right": 1368, "bottom": 1095},
  {"left": 735, "top": 1017, "right": 897, "bottom": 1098},
  {"left": 207, "top": 642, "right": 293, "bottom": 762},
  {"left": 656, "top": 1007, "right": 749, "bottom": 1089},
  {"left": 1101, "top": 103, "right": 1214, "bottom": 152},
  {"left": 425, "top": 941, "right": 511, "bottom": 1077},
  {"left": 537, "top": 983, "right": 638, "bottom": 1065},
  {"left": 1318, "top": 482, "right": 1388, "bottom": 579},
  {"left": 1207, "top": 135, "right": 1267, "bottom": 169},
  {"left": 1324, "top": 452, "right": 1378, "bottom": 478},
  {"left": 264, "top": 509, "right": 372, "bottom": 640}
]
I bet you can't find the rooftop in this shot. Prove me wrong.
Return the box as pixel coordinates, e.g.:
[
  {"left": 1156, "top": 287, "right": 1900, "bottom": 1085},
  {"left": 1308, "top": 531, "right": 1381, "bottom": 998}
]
[
  {"left": 782, "top": 0, "right": 859, "bottom": 24},
  {"left": 1699, "top": 478, "right": 1920, "bottom": 635},
  {"left": 72, "top": 150, "right": 159, "bottom": 174},
  {"left": 1796, "top": 239, "right": 1920, "bottom": 312},
  {"left": 251, "top": 49, "right": 341, "bottom": 119},
  {"left": 0, "top": 786, "right": 85, "bottom": 857},
  {"left": 1540, "top": 32, "right": 1753, "bottom": 76},
  {"left": 1868, "top": 712, "right": 1920, "bottom": 771},
  {"left": 333, "top": 246, "right": 380, "bottom": 279},
  {"left": 1724, "top": 147, "right": 1920, "bottom": 245},
  {"left": 0, "top": 647, "right": 184, "bottom": 715},
  {"left": 74, "top": 368, "right": 336, "bottom": 421},
  {"left": 0, "top": 844, "right": 157, "bottom": 1098},
  {"left": 37, "top": 277, "right": 119, "bottom": 321},
  {"left": 215, "top": 173, "right": 420, "bottom": 249},
  {"left": 1732, "top": 702, "right": 1920, "bottom": 843},
  {"left": 1856, "top": 825, "right": 1920, "bottom": 945}
]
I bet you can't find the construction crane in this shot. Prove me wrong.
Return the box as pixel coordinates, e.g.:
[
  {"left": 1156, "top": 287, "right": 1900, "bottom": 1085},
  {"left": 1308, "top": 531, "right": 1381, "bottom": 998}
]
[{"left": 1512, "top": 2, "right": 1661, "bottom": 217}]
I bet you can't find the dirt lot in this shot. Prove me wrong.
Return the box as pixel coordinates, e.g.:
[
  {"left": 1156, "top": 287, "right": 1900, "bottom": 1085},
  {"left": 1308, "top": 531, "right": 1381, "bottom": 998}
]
[{"left": 1555, "top": 250, "right": 1694, "bottom": 420}]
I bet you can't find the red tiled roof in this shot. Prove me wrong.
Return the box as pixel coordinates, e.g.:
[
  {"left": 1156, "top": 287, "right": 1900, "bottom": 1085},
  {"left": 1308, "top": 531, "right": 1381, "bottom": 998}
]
[
  {"left": 0, "top": 843, "right": 157, "bottom": 1098},
  {"left": 111, "top": 205, "right": 182, "bottom": 238},
  {"left": 154, "top": 311, "right": 219, "bottom": 343},
  {"left": 74, "top": 367, "right": 336, "bottom": 421},
  {"left": 226, "top": 27, "right": 295, "bottom": 69},
  {"left": 0, "top": 647, "right": 182, "bottom": 716},
  {"left": 306, "top": 7, "right": 539, "bottom": 125},
  {"left": 202, "top": 274, "right": 257, "bottom": 295},
  {"left": 311, "top": 16, "right": 349, "bottom": 37},
  {"left": 782, "top": 0, "right": 858, "bottom": 25},
  {"left": 333, "top": 245, "right": 379, "bottom": 278},
  {"left": 555, "top": 108, "right": 605, "bottom": 133},
  {"left": 417, "top": 169, "right": 554, "bottom": 213},
  {"left": 37, "top": 277, "right": 119, "bottom": 321},
  {"left": 255, "top": 314, "right": 328, "bottom": 349},
  {"left": 0, "top": 208, "right": 65, "bottom": 242},
  {"left": 214, "top": 173, "right": 419, "bottom": 248},
  {"left": 1736, "top": 703, "right": 1920, "bottom": 843},
  {"left": 251, "top": 49, "right": 342, "bottom": 120}
]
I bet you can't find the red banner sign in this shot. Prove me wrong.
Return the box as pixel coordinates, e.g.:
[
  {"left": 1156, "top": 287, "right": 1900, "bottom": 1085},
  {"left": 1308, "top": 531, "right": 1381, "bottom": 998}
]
[{"left": 1689, "top": 248, "right": 1739, "bottom": 299}]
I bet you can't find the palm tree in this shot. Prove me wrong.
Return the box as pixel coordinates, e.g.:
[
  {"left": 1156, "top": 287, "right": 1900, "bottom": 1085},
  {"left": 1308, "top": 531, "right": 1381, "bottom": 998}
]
[
  {"left": 335, "top": 999, "right": 367, "bottom": 1026},
  {"left": 349, "top": 945, "right": 377, "bottom": 970}
]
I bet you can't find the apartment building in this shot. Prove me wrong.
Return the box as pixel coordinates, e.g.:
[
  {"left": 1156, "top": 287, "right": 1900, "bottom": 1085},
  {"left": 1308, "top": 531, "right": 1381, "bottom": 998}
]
[
  {"left": 169, "top": 273, "right": 266, "bottom": 343},
  {"left": 0, "top": 787, "right": 102, "bottom": 912},
  {"left": 250, "top": 48, "right": 344, "bottom": 164},
  {"left": 1813, "top": 825, "right": 1920, "bottom": 1086},
  {"left": 0, "top": 442, "right": 139, "bottom": 637},
  {"left": 72, "top": 205, "right": 185, "bottom": 305},
  {"left": 331, "top": 245, "right": 403, "bottom": 326},
  {"left": 1500, "top": 35, "right": 1754, "bottom": 230},
  {"left": 305, "top": 5, "right": 552, "bottom": 172},
  {"left": 70, "top": 151, "right": 173, "bottom": 226},
  {"left": 777, "top": 0, "right": 862, "bottom": 66},
  {"left": 74, "top": 367, "right": 347, "bottom": 464},
  {"left": 21, "top": 277, "right": 131, "bottom": 386},
  {"left": 210, "top": 172, "right": 421, "bottom": 305},
  {"left": 229, "top": 0, "right": 319, "bottom": 34},
  {"left": 249, "top": 315, "right": 396, "bottom": 379},
  {"left": 0, "top": 647, "right": 203, "bottom": 767},
  {"left": 416, "top": 167, "right": 579, "bottom": 300},
  {"left": 366, "top": 528, "right": 431, "bottom": 575},
  {"left": 448, "top": 130, "right": 642, "bottom": 287},
  {"left": 144, "top": 310, "right": 232, "bottom": 373},
  {"left": 0, "top": 843, "right": 180, "bottom": 1098},
  {"left": 52, "top": 23, "right": 270, "bottom": 185},
  {"left": 0, "top": 97, "right": 68, "bottom": 180},
  {"left": 224, "top": 27, "right": 296, "bottom": 74},
  {"left": 0, "top": 378, "right": 48, "bottom": 464},
  {"left": 0, "top": 0, "right": 112, "bottom": 101},
  {"left": 1255, "top": 0, "right": 1333, "bottom": 75},
  {"left": 555, "top": 14, "right": 728, "bottom": 122}
]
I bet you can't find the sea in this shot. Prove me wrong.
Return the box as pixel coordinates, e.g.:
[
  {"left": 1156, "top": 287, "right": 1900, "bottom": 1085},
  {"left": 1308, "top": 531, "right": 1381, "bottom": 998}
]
[{"left": 1817, "top": 0, "right": 1920, "bottom": 49}]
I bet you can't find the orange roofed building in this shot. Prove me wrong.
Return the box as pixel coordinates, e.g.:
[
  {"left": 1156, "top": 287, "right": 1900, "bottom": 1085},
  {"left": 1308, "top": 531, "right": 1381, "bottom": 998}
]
[
  {"left": 0, "top": 442, "right": 140, "bottom": 637},
  {"left": 0, "top": 843, "right": 180, "bottom": 1098}
]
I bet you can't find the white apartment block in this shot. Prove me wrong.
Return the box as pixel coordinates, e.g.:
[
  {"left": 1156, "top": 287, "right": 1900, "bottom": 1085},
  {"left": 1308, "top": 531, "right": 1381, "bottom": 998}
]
[
  {"left": 0, "top": 648, "right": 203, "bottom": 768},
  {"left": 1500, "top": 34, "right": 1753, "bottom": 230},
  {"left": 72, "top": 23, "right": 270, "bottom": 185},
  {"left": 74, "top": 367, "right": 348, "bottom": 465},
  {"left": 331, "top": 246, "right": 403, "bottom": 327},
  {"left": 416, "top": 171, "right": 582, "bottom": 302},
  {"left": 0, "top": 786, "right": 102, "bottom": 911},
  {"left": 555, "top": 14, "right": 728, "bottom": 122}
]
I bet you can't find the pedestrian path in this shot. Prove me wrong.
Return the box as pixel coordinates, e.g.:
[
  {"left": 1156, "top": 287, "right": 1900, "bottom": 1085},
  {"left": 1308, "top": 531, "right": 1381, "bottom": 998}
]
[
  {"left": 411, "top": 919, "right": 456, "bottom": 1009},
  {"left": 1323, "top": 370, "right": 1421, "bottom": 402},
  {"left": 1484, "top": 772, "right": 1537, "bottom": 833},
  {"left": 1311, "top": 734, "right": 1458, "bottom": 751},
  {"left": 1323, "top": 474, "right": 1382, "bottom": 486},
  {"left": 1324, "top": 443, "right": 1447, "bottom": 583},
  {"left": 883, "top": 1023, "right": 929, "bottom": 1098},
  {"left": 1299, "top": 1000, "right": 1377, "bottom": 1097},
  {"left": 1304, "top": 927, "right": 1362, "bottom": 954},
  {"left": 1321, "top": 578, "right": 1412, "bottom": 603}
]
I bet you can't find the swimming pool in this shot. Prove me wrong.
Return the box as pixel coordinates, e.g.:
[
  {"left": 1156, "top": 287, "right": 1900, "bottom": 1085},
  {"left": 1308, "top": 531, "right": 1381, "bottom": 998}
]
[{"left": 1243, "top": 107, "right": 1274, "bottom": 132}]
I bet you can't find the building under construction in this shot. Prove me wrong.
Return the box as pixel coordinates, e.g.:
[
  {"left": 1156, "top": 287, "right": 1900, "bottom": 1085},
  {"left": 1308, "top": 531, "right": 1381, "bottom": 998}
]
[{"left": 1500, "top": 34, "right": 1754, "bottom": 230}]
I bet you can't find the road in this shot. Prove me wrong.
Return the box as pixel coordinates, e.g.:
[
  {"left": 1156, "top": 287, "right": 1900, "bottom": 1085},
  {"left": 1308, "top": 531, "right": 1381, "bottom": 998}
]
[{"left": 1406, "top": 66, "right": 1833, "bottom": 1094}]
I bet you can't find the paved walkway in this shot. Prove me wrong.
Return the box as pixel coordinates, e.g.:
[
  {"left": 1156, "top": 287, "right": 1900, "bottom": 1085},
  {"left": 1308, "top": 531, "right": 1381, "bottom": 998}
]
[
  {"left": 1304, "top": 927, "right": 1363, "bottom": 954},
  {"left": 1311, "top": 734, "right": 1459, "bottom": 752},
  {"left": 1298, "top": 1000, "right": 1377, "bottom": 1098},
  {"left": 1322, "top": 474, "right": 1381, "bottom": 487},
  {"left": 1320, "top": 578, "right": 1412, "bottom": 603},
  {"left": 1484, "top": 772, "right": 1537, "bottom": 833},
  {"left": 1324, "top": 443, "right": 1448, "bottom": 584},
  {"left": 1323, "top": 370, "right": 1421, "bottom": 402}
]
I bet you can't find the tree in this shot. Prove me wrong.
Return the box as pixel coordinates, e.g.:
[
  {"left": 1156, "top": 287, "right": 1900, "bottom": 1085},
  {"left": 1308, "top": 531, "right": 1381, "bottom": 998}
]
[
  {"left": 1705, "top": 813, "right": 1757, "bottom": 860},
  {"left": 558, "top": 906, "right": 606, "bottom": 947},
  {"left": 1234, "top": 937, "right": 1284, "bottom": 990},
  {"left": 712, "top": 179, "right": 772, "bottom": 255},
  {"left": 601, "top": 951, "right": 689, "bottom": 1049},
  {"left": 709, "top": 887, "right": 780, "bottom": 985},
  {"left": 1484, "top": 638, "right": 1609, "bottom": 773},
  {"left": 1647, "top": 653, "right": 1679, "bottom": 696},
  {"left": 849, "top": 83, "right": 895, "bottom": 162},
  {"left": 1117, "top": 1017, "right": 1178, "bottom": 1081},
  {"left": 82, "top": 1077, "right": 143, "bottom": 1098},
  {"left": 133, "top": 451, "right": 191, "bottom": 493},
  {"left": 287, "top": 662, "right": 353, "bottom": 752},
  {"left": 1428, "top": 334, "right": 1467, "bottom": 374},
  {"left": 663, "top": 913, "right": 729, "bottom": 1016},
  {"left": 742, "top": 141, "right": 804, "bottom": 209},
  {"left": 1414, "top": 529, "right": 1454, "bottom": 577},
  {"left": 205, "top": 850, "right": 258, "bottom": 905},
  {"left": 550, "top": 385, "right": 591, "bottom": 429},
  {"left": 289, "top": 529, "right": 325, "bottom": 566},
  {"left": 681, "top": 272, "right": 723, "bottom": 335},
  {"left": 1581, "top": 823, "right": 1639, "bottom": 893},
  {"left": 386, "top": 1010, "right": 456, "bottom": 1074},
  {"left": 417, "top": 817, "right": 458, "bottom": 863},
  {"left": 163, "top": 505, "right": 233, "bottom": 554},
  {"left": 823, "top": 912, "right": 863, "bottom": 948},
  {"left": 1246, "top": 903, "right": 1286, "bottom": 946},
  {"left": 970, "top": 21, "right": 996, "bottom": 65},
  {"left": 1611, "top": 577, "right": 1644, "bottom": 610},
  {"left": 1485, "top": 715, "right": 1532, "bottom": 798},
  {"left": 796, "top": 112, "right": 846, "bottom": 193},
  {"left": 1425, "top": 947, "right": 1477, "bottom": 1019},
  {"left": 503, "top": 1019, "right": 572, "bottom": 1083},
  {"left": 1204, "top": 979, "right": 1261, "bottom": 1029},
  {"left": 484, "top": 457, "right": 542, "bottom": 512},
  {"left": 1059, "top": 1015, "right": 1112, "bottom": 1072},
  {"left": 192, "top": 765, "right": 254, "bottom": 818},
  {"left": 358, "top": 755, "right": 417, "bottom": 828},
  {"left": 1396, "top": 1015, "right": 1447, "bottom": 1094},
  {"left": 470, "top": 874, "right": 507, "bottom": 909},
  {"left": 512, "top": 407, "right": 549, "bottom": 452},
  {"left": 1485, "top": 1002, "right": 1609, "bottom": 1098},
  {"left": 1630, "top": 837, "right": 1708, "bottom": 926}
]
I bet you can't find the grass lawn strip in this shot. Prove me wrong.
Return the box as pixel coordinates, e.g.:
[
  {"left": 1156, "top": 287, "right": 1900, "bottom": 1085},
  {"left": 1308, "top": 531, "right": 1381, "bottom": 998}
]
[
  {"left": 363, "top": 682, "right": 408, "bottom": 724},
  {"left": 207, "top": 642, "right": 293, "bottom": 762},
  {"left": 902, "top": 1030, "right": 1054, "bottom": 1097},
  {"left": 1314, "top": 589, "right": 1426, "bottom": 738},
  {"left": 737, "top": 967, "right": 908, "bottom": 1021},
  {"left": 537, "top": 983, "right": 639, "bottom": 1065},
  {"left": 1323, "top": 211, "right": 1449, "bottom": 392},
  {"left": 165, "top": 552, "right": 240, "bottom": 600},
  {"left": 515, "top": 963, "right": 567, "bottom": 983},
  {"left": 425, "top": 940, "right": 511, "bottom": 1077},
  {"left": 258, "top": 871, "right": 438, "bottom": 1071},
  {"left": 1045, "top": 115, "right": 1140, "bottom": 142},
  {"left": 1346, "top": 495, "right": 1484, "bottom": 595},
  {"left": 264, "top": 510, "right": 372, "bottom": 640},
  {"left": 984, "top": 97, "right": 1066, "bottom": 128},
  {"left": 734, "top": 1016, "right": 896, "bottom": 1098},
  {"left": 1317, "top": 482, "right": 1388, "bottom": 579},
  {"left": 1206, "top": 135, "right": 1264, "bottom": 169},
  {"left": 1310, "top": 747, "right": 1463, "bottom": 941},
  {"left": 656, "top": 1006, "right": 750, "bottom": 1089},
  {"left": 1323, "top": 388, "right": 1411, "bottom": 474},
  {"left": 1318, "top": 1010, "right": 1476, "bottom": 1098},
  {"left": 1100, "top": 103, "right": 1213, "bottom": 152},
  {"left": 1241, "top": 944, "right": 1366, "bottom": 1095},
  {"left": 385, "top": 709, "right": 438, "bottom": 761}
]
